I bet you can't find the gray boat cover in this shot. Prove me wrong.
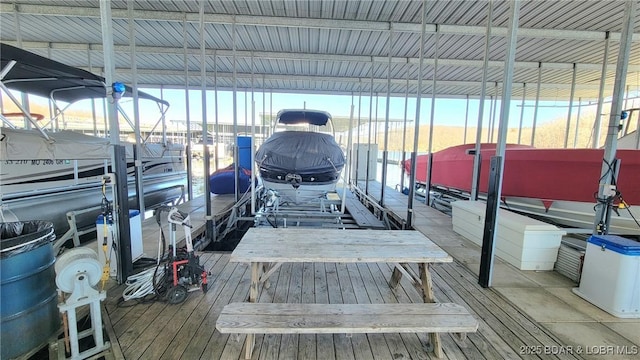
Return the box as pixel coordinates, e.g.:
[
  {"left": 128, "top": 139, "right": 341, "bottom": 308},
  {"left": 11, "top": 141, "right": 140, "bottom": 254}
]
[
  {"left": 0, "top": 127, "right": 185, "bottom": 161},
  {"left": 256, "top": 131, "right": 344, "bottom": 176},
  {"left": 0, "top": 127, "right": 111, "bottom": 160}
]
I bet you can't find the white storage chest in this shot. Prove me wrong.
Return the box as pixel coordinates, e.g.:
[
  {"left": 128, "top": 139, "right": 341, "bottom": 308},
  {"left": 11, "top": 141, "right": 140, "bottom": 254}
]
[
  {"left": 573, "top": 235, "right": 640, "bottom": 318},
  {"left": 352, "top": 143, "right": 377, "bottom": 181},
  {"left": 451, "top": 200, "right": 566, "bottom": 270}
]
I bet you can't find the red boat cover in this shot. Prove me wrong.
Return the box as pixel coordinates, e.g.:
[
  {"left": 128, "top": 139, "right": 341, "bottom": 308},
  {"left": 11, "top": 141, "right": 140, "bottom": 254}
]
[{"left": 403, "top": 143, "right": 640, "bottom": 205}]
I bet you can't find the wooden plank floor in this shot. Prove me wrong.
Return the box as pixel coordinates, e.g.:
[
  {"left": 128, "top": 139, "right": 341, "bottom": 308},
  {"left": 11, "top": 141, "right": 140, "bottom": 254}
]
[
  {"left": 104, "top": 252, "right": 579, "bottom": 360},
  {"left": 343, "top": 190, "right": 386, "bottom": 229},
  {"left": 138, "top": 194, "right": 236, "bottom": 256},
  {"left": 356, "top": 180, "right": 640, "bottom": 359}
]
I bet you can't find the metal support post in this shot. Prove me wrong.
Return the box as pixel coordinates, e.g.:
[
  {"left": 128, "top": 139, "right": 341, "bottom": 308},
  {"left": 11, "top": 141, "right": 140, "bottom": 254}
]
[
  {"left": 479, "top": 0, "right": 520, "bottom": 288},
  {"left": 518, "top": 83, "right": 526, "bottom": 143},
  {"left": 214, "top": 51, "right": 220, "bottom": 171},
  {"left": 593, "top": 32, "right": 610, "bottom": 149},
  {"left": 400, "top": 72, "right": 410, "bottom": 192},
  {"left": 113, "top": 145, "right": 132, "bottom": 283},
  {"left": 471, "top": 0, "right": 493, "bottom": 200},
  {"left": 478, "top": 156, "right": 501, "bottom": 287},
  {"left": 564, "top": 63, "right": 577, "bottom": 148},
  {"left": 128, "top": 1, "right": 145, "bottom": 219},
  {"left": 183, "top": 17, "right": 194, "bottom": 200},
  {"left": 380, "top": 27, "right": 394, "bottom": 207},
  {"left": 464, "top": 95, "right": 470, "bottom": 143},
  {"left": 199, "top": 0, "right": 213, "bottom": 240},
  {"left": 593, "top": 0, "right": 636, "bottom": 235},
  {"left": 531, "top": 62, "right": 542, "bottom": 146},
  {"left": 355, "top": 80, "right": 362, "bottom": 185},
  {"left": 425, "top": 24, "right": 440, "bottom": 206},
  {"left": 99, "top": 0, "right": 119, "bottom": 145},
  {"left": 407, "top": 0, "right": 429, "bottom": 228},
  {"left": 365, "top": 64, "right": 374, "bottom": 196},
  {"left": 574, "top": 97, "right": 582, "bottom": 148}
]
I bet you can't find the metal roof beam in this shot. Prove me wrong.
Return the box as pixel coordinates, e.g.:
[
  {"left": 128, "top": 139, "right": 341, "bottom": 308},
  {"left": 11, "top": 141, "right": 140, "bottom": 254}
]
[
  {"left": 110, "top": 67, "right": 603, "bottom": 91},
  {"left": 5, "top": 3, "right": 638, "bottom": 41},
  {"left": 11, "top": 41, "right": 638, "bottom": 72}
]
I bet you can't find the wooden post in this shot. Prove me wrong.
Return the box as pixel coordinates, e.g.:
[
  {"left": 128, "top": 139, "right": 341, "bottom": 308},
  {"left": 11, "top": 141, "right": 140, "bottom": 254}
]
[
  {"left": 419, "top": 263, "right": 442, "bottom": 358},
  {"left": 245, "top": 262, "right": 260, "bottom": 358}
]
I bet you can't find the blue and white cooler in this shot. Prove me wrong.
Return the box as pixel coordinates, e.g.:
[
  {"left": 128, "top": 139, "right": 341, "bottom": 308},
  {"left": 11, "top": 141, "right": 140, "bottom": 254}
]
[{"left": 573, "top": 234, "right": 640, "bottom": 318}]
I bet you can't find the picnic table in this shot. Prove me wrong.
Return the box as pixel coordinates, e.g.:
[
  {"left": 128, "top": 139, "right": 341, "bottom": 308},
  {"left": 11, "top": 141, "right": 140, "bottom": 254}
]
[{"left": 216, "top": 228, "right": 478, "bottom": 359}]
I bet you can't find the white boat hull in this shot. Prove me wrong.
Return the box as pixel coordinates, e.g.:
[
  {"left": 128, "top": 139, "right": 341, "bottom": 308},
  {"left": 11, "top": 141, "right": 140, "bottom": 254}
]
[
  {"left": 1, "top": 145, "right": 187, "bottom": 237},
  {"left": 503, "top": 196, "right": 640, "bottom": 236},
  {"left": 261, "top": 179, "right": 337, "bottom": 205},
  {"left": 1, "top": 172, "right": 186, "bottom": 237}
]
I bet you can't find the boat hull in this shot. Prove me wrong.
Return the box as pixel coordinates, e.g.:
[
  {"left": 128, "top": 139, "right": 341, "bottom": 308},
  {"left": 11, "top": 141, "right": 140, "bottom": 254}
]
[
  {"left": 502, "top": 196, "right": 640, "bottom": 235},
  {"left": 1, "top": 144, "right": 187, "bottom": 237},
  {"left": 256, "top": 130, "right": 344, "bottom": 205},
  {"left": 261, "top": 179, "right": 338, "bottom": 205},
  {"left": 1, "top": 172, "right": 186, "bottom": 238},
  {"left": 405, "top": 144, "right": 640, "bottom": 235}
]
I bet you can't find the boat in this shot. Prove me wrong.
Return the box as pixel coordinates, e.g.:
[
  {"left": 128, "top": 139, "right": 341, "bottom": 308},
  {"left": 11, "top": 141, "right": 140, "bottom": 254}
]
[
  {"left": 209, "top": 163, "right": 252, "bottom": 195},
  {"left": 0, "top": 43, "right": 187, "bottom": 239},
  {"left": 255, "top": 109, "right": 345, "bottom": 205},
  {"left": 403, "top": 143, "right": 640, "bottom": 235}
]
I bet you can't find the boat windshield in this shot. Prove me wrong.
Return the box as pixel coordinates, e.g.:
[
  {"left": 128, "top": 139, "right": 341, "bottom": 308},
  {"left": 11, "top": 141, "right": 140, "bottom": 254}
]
[{"left": 272, "top": 109, "right": 335, "bottom": 136}]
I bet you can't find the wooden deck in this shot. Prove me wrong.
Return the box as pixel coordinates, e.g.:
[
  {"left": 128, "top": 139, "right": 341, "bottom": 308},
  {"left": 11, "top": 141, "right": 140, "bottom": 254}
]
[
  {"left": 96, "top": 182, "right": 639, "bottom": 359},
  {"left": 137, "top": 193, "right": 236, "bottom": 255},
  {"left": 343, "top": 190, "right": 386, "bottom": 229},
  {"left": 355, "top": 181, "right": 640, "bottom": 360},
  {"left": 103, "top": 252, "right": 579, "bottom": 360}
]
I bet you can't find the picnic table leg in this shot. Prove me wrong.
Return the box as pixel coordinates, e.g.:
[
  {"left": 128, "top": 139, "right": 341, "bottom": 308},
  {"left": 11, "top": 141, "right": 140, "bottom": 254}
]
[
  {"left": 419, "top": 263, "right": 443, "bottom": 358},
  {"left": 245, "top": 262, "right": 260, "bottom": 359},
  {"left": 262, "top": 262, "right": 271, "bottom": 289},
  {"left": 389, "top": 265, "right": 403, "bottom": 289}
]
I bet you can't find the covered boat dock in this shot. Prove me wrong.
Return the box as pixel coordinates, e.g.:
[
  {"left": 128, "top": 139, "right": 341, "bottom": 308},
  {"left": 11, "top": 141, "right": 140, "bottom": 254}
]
[{"left": 98, "top": 185, "right": 638, "bottom": 359}]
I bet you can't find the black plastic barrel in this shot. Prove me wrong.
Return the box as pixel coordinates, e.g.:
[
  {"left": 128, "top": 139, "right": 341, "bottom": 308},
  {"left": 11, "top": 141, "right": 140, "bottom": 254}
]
[{"left": 1, "top": 221, "right": 60, "bottom": 359}]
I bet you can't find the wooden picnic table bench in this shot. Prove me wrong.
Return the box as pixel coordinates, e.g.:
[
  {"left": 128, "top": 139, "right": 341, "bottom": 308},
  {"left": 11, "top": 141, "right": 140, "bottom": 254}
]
[{"left": 216, "top": 228, "right": 478, "bottom": 359}]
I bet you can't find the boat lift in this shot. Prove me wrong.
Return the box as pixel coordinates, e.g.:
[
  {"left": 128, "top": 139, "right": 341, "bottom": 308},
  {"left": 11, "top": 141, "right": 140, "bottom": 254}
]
[{"left": 253, "top": 187, "right": 347, "bottom": 229}]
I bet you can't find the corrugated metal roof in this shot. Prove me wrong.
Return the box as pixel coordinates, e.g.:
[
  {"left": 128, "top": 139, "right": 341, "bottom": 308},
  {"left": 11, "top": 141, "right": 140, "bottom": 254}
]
[{"left": 1, "top": 0, "right": 640, "bottom": 101}]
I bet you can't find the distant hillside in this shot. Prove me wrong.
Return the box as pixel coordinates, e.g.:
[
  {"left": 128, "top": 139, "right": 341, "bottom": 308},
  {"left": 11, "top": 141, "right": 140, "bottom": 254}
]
[
  {"left": 375, "top": 107, "right": 616, "bottom": 152},
  {"left": 2, "top": 98, "right": 100, "bottom": 129},
  {"left": 6, "top": 97, "right": 627, "bottom": 151}
]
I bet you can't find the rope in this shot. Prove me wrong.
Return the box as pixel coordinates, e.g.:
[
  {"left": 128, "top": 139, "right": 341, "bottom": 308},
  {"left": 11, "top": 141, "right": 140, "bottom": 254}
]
[
  {"left": 100, "top": 179, "right": 111, "bottom": 291},
  {"left": 257, "top": 154, "right": 268, "bottom": 168},
  {"left": 122, "top": 267, "right": 164, "bottom": 301},
  {"left": 326, "top": 156, "right": 339, "bottom": 173}
]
